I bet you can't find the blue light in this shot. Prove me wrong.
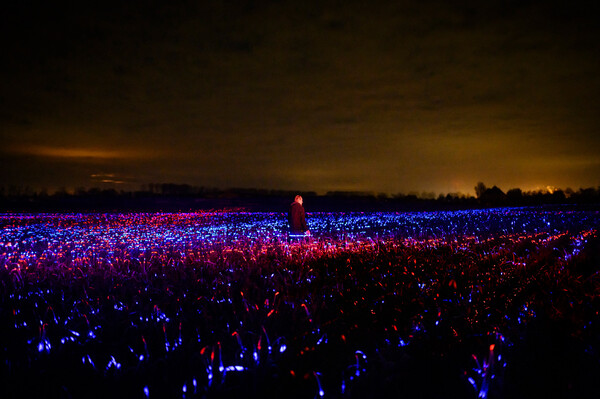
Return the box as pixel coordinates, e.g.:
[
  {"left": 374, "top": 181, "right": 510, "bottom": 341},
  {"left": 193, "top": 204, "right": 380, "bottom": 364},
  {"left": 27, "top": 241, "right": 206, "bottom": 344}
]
[{"left": 1, "top": 208, "right": 597, "bottom": 397}]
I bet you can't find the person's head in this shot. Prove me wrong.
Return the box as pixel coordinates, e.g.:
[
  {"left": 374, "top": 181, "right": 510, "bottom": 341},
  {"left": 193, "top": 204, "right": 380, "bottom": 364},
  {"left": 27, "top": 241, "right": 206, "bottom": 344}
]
[{"left": 294, "top": 195, "right": 303, "bottom": 205}]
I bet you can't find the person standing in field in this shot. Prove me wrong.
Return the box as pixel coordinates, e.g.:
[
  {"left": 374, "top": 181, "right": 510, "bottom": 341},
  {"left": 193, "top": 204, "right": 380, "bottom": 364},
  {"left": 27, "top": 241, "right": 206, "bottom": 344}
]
[{"left": 288, "top": 195, "right": 310, "bottom": 236}]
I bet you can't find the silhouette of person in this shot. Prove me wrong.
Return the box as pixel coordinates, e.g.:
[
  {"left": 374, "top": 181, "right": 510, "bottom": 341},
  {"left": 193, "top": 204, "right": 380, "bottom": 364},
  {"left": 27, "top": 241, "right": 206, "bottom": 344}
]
[{"left": 288, "top": 195, "right": 310, "bottom": 236}]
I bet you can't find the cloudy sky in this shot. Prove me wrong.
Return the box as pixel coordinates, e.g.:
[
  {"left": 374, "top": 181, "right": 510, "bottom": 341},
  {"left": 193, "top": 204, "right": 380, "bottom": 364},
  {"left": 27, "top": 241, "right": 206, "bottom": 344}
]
[{"left": 1, "top": 0, "right": 599, "bottom": 195}]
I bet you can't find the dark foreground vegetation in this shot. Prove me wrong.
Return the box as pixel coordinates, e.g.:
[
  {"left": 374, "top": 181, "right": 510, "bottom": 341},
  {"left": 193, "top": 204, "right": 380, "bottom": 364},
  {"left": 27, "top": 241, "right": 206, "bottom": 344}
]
[{"left": 0, "top": 208, "right": 599, "bottom": 398}]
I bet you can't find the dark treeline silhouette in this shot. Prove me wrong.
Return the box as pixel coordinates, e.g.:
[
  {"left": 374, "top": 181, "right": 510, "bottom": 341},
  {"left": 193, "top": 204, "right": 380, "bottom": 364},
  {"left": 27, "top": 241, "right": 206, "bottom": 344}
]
[
  {"left": 473, "top": 182, "right": 600, "bottom": 208},
  {"left": 0, "top": 182, "right": 598, "bottom": 212}
]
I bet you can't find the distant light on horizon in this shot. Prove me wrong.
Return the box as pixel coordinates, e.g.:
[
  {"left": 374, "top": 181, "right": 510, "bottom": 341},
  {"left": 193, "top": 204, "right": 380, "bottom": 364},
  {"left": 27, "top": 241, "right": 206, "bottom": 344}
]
[
  {"left": 15, "top": 146, "right": 132, "bottom": 159},
  {"left": 9, "top": 145, "right": 161, "bottom": 162}
]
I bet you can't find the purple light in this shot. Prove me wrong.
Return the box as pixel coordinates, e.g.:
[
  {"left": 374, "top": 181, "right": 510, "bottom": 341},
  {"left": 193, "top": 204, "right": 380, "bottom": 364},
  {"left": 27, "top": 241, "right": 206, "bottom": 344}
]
[{"left": 1, "top": 209, "right": 597, "bottom": 396}]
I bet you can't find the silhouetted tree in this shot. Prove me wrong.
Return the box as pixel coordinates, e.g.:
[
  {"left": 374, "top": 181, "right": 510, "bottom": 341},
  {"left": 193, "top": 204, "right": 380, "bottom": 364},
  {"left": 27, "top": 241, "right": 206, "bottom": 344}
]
[
  {"left": 475, "top": 182, "right": 487, "bottom": 199},
  {"left": 565, "top": 188, "right": 575, "bottom": 198},
  {"left": 480, "top": 186, "right": 507, "bottom": 206},
  {"left": 507, "top": 188, "right": 523, "bottom": 204},
  {"left": 551, "top": 189, "right": 566, "bottom": 203},
  {"left": 578, "top": 187, "right": 597, "bottom": 203}
]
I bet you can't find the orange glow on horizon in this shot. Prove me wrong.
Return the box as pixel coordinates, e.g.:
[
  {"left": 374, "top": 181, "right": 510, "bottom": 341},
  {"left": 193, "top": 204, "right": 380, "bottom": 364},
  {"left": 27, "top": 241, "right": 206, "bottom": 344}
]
[{"left": 12, "top": 146, "right": 147, "bottom": 160}]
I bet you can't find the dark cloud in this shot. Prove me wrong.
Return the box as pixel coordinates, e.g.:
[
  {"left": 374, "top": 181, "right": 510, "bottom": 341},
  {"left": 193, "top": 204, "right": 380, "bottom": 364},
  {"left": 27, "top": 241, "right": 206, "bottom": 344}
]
[{"left": 1, "top": 0, "right": 599, "bottom": 195}]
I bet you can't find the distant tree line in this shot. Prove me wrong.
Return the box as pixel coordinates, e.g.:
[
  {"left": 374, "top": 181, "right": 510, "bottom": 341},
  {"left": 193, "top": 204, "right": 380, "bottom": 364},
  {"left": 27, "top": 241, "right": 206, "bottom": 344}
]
[
  {"left": 0, "top": 182, "right": 598, "bottom": 212},
  {"left": 472, "top": 182, "right": 600, "bottom": 207}
]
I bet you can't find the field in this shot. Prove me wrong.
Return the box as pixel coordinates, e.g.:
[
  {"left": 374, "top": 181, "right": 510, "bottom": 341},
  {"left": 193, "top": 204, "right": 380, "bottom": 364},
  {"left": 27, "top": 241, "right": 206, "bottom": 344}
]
[{"left": 1, "top": 207, "right": 599, "bottom": 398}]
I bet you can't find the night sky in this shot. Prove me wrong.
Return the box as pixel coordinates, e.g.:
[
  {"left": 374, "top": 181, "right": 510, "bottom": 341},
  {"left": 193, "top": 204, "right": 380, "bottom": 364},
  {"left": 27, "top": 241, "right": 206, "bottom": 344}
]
[{"left": 2, "top": 0, "right": 599, "bottom": 196}]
